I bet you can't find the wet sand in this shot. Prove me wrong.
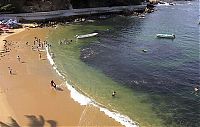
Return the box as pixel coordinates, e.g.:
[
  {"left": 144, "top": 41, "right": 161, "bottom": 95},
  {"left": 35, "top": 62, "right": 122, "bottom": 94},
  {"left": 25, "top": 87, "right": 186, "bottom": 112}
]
[{"left": 0, "top": 28, "right": 122, "bottom": 126}]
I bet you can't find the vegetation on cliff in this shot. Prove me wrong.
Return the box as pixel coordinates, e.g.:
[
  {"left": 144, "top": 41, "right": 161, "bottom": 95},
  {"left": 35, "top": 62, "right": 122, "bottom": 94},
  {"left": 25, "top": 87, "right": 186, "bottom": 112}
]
[
  {"left": 71, "top": 0, "right": 142, "bottom": 9},
  {"left": 0, "top": 3, "right": 15, "bottom": 13},
  {"left": 0, "top": 0, "right": 143, "bottom": 13}
]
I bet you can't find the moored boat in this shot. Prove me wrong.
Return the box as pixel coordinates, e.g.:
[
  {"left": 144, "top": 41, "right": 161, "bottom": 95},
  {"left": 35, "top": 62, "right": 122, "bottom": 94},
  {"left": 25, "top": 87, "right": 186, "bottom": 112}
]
[
  {"left": 76, "top": 33, "right": 98, "bottom": 39},
  {"left": 156, "top": 34, "right": 175, "bottom": 39}
]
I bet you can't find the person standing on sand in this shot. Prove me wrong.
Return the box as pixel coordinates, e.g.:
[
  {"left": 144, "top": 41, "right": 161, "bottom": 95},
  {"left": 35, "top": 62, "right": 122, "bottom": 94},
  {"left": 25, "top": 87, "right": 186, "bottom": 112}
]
[
  {"left": 8, "top": 67, "right": 12, "bottom": 75},
  {"left": 50, "top": 80, "right": 57, "bottom": 89},
  {"left": 39, "top": 53, "right": 42, "bottom": 59},
  {"left": 41, "top": 43, "right": 44, "bottom": 49},
  {"left": 17, "top": 56, "right": 20, "bottom": 62}
]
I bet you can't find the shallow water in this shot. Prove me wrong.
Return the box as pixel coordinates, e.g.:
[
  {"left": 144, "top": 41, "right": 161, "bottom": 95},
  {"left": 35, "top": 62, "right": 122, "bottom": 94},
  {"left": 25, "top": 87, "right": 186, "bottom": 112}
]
[{"left": 48, "top": 1, "right": 200, "bottom": 126}]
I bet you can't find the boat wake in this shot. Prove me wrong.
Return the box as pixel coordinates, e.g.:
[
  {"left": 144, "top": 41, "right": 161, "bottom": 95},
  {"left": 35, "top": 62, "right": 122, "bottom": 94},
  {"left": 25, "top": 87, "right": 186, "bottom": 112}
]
[{"left": 45, "top": 45, "right": 139, "bottom": 127}]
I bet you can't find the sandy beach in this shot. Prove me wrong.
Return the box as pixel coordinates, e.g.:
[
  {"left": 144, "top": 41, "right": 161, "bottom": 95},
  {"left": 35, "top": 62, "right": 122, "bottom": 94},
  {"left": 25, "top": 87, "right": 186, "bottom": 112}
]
[{"left": 0, "top": 28, "right": 122, "bottom": 126}]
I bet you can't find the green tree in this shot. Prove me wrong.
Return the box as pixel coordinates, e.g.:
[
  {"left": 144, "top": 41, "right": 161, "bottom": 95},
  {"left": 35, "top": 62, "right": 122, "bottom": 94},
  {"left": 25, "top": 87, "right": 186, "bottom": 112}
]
[{"left": 0, "top": 4, "right": 15, "bottom": 12}]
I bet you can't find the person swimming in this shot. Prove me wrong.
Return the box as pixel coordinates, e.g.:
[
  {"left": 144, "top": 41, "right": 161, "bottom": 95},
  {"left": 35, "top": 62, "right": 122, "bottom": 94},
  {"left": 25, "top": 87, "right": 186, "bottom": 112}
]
[
  {"left": 193, "top": 85, "right": 199, "bottom": 96},
  {"left": 112, "top": 91, "right": 116, "bottom": 97},
  {"left": 194, "top": 86, "right": 199, "bottom": 92}
]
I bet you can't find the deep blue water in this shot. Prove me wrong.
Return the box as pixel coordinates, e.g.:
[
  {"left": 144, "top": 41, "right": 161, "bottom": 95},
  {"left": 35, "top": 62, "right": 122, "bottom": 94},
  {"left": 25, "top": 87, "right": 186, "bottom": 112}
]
[{"left": 80, "top": 1, "right": 200, "bottom": 126}]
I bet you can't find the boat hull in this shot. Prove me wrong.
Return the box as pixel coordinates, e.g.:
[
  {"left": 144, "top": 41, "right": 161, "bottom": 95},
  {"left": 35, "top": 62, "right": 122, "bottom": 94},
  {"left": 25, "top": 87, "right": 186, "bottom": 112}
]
[
  {"left": 76, "top": 33, "right": 98, "bottom": 39},
  {"left": 156, "top": 34, "right": 175, "bottom": 39}
]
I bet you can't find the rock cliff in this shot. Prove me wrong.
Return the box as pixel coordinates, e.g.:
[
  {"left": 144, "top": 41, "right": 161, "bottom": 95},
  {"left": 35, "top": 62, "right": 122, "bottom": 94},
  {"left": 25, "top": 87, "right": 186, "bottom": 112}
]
[{"left": 0, "top": 0, "right": 143, "bottom": 13}]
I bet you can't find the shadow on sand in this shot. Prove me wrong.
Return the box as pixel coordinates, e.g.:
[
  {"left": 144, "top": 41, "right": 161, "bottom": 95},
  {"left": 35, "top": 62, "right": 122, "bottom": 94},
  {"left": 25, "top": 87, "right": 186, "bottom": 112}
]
[
  {"left": 0, "top": 115, "right": 57, "bottom": 127},
  {"left": 55, "top": 87, "right": 64, "bottom": 91}
]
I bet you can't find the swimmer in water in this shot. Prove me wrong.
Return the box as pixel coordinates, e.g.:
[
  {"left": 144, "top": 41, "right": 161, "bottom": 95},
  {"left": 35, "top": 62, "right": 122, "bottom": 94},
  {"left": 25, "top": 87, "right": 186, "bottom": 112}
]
[
  {"left": 112, "top": 91, "right": 116, "bottom": 97},
  {"left": 193, "top": 85, "right": 199, "bottom": 95},
  {"left": 194, "top": 86, "right": 199, "bottom": 92}
]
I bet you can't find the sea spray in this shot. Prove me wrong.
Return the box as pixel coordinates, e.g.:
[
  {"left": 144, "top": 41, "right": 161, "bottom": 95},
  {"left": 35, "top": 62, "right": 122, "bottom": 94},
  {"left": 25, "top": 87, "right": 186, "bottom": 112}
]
[{"left": 45, "top": 45, "right": 139, "bottom": 127}]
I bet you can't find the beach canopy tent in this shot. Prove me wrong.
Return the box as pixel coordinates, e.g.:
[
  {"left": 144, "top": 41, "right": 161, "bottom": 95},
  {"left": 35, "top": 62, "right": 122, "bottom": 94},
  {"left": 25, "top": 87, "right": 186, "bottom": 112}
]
[{"left": 0, "top": 19, "right": 22, "bottom": 29}]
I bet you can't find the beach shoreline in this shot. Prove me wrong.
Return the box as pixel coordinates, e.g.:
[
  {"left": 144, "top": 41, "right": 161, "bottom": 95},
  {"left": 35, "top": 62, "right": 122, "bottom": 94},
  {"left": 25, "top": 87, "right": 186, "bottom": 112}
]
[{"left": 0, "top": 27, "right": 122, "bottom": 126}]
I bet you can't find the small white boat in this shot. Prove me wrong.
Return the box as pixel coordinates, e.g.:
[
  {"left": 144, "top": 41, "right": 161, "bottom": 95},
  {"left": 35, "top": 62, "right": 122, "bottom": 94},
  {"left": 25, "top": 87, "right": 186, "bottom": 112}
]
[
  {"left": 142, "top": 49, "right": 148, "bottom": 52},
  {"left": 76, "top": 33, "right": 98, "bottom": 39},
  {"left": 156, "top": 34, "right": 175, "bottom": 39}
]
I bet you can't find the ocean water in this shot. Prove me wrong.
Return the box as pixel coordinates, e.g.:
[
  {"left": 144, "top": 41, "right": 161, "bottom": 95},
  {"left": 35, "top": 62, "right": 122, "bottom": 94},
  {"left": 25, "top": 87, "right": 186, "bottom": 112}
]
[{"left": 47, "top": 1, "right": 200, "bottom": 127}]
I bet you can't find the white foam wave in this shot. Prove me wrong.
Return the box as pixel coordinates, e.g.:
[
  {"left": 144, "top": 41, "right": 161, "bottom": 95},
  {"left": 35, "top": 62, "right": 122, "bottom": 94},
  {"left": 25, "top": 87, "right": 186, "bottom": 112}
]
[
  {"left": 46, "top": 46, "right": 65, "bottom": 79},
  {"left": 96, "top": 105, "right": 138, "bottom": 127},
  {"left": 65, "top": 81, "right": 93, "bottom": 105},
  {"left": 45, "top": 45, "right": 139, "bottom": 127}
]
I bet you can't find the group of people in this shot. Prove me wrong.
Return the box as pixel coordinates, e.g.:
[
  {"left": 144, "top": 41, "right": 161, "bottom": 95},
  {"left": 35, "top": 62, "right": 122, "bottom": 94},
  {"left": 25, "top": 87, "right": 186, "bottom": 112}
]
[
  {"left": 59, "top": 39, "right": 73, "bottom": 45},
  {"left": 2, "top": 33, "right": 60, "bottom": 93},
  {"left": 32, "top": 37, "right": 48, "bottom": 51},
  {"left": 33, "top": 37, "right": 58, "bottom": 90},
  {"left": 31, "top": 37, "right": 60, "bottom": 90},
  {"left": 3, "top": 33, "right": 199, "bottom": 97},
  {"left": 2, "top": 40, "right": 12, "bottom": 53},
  {"left": 0, "top": 40, "right": 8, "bottom": 60},
  {"left": 1, "top": 40, "right": 20, "bottom": 75}
]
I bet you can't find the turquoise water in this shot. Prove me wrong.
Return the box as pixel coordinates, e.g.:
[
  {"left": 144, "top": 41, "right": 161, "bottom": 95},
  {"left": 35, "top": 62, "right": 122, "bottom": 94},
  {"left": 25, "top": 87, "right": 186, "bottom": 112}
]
[{"left": 48, "top": 1, "right": 200, "bottom": 127}]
